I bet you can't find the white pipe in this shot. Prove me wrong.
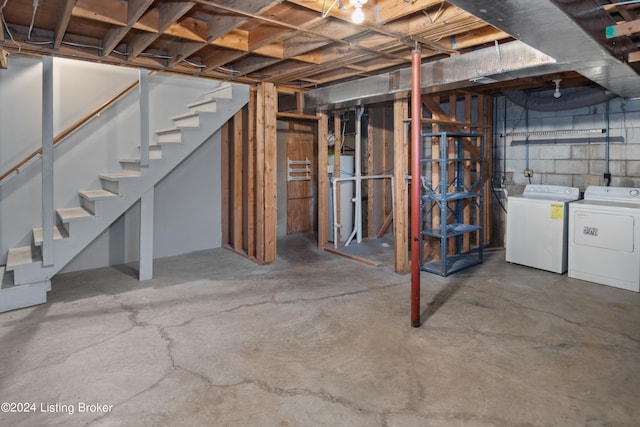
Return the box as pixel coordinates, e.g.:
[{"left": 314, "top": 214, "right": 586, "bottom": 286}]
[
  {"left": 331, "top": 174, "right": 395, "bottom": 248},
  {"left": 354, "top": 106, "right": 364, "bottom": 244}
]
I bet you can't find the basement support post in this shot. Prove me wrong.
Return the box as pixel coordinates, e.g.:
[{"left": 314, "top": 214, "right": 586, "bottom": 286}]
[
  {"left": 410, "top": 47, "right": 422, "bottom": 328},
  {"left": 41, "top": 55, "right": 54, "bottom": 267},
  {"left": 138, "top": 187, "right": 154, "bottom": 280},
  {"left": 139, "top": 68, "right": 150, "bottom": 168},
  {"left": 317, "top": 111, "right": 329, "bottom": 250}
]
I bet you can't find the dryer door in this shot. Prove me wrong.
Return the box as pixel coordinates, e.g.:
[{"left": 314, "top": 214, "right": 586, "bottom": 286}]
[{"left": 573, "top": 212, "right": 634, "bottom": 253}]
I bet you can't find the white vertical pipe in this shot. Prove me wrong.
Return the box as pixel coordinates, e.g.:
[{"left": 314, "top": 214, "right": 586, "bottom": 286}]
[
  {"left": 139, "top": 68, "right": 150, "bottom": 168},
  {"left": 355, "top": 106, "right": 364, "bottom": 243},
  {"left": 41, "top": 55, "right": 54, "bottom": 267}
]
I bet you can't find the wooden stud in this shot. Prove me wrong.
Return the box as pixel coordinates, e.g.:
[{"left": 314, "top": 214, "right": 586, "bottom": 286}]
[
  {"left": 255, "top": 84, "right": 266, "bottom": 262},
  {"left": 393, "top": 97, "right": 409, "bottom": 273},
  {"left": 0, "top": 49, "right": 7, "bottom": 69},
  {"left": 233, "top": 109, "right": 244, "bottom": 253},
  {"left": 247, "top": 88, "right": 257, "bottom": 258},
  {"left": 263, "top": 82, "right": 278, "bottom": 262},
  {"left": 463, "top": 93, "right": 472, "bottom": 252},
  {"left": 367, "top": 107, "right": 375, "bottom": 238},
  {"left": 382, "top": 105, "right": 391, "bottom": 227}
]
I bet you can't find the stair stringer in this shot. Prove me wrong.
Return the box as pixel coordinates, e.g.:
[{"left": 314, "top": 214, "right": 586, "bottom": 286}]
[{"left": 8, "top": 83, "right": 249, "bottom": 286}]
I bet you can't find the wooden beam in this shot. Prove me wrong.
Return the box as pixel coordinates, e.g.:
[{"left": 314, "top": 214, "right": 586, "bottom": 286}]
[
  {"left": 0, "top": 49, "right": 7, "bottom": 69},
  {"left": 247, "top": 89, "right": 257, "bottom": 258},
  {"left": 367, "top": 108, "right": 375, "bottom": 238},
  {"left": 376, "top": 211, "right": 394, "bottom": 239},
  {"left": 393, "top": 97, "right": 409, "bottom": 274},
  {"left": 423, "top": 95, "right": 481, "bottom": 158},
  {"left": 72, "top": 0, "right": 128, "bottom": 26},
  {"left": 318, "top": 111, "right": 329, "bottom": 250},
  {"left": 606, "top": 18, "right": 640, "bottom": 38},
  {"left": 263, "top": 82, "right": 278, "bottom": 263},
  {"left": 255, "top": 84, "right": 266, "bottom": 262},
  {"left": 233, "top": 110, "right": 244, "bottom": 252},
  {"left": 276, "top": 112, "right": 321, "bottom": 121},
  {"left": 629, "top": 51, "right": 640, "bottom": 63},
  {"left": 102, "top": 0, "right": 155, "bottom": 55},
  {"left": 254, "top": 82, "right": 278, "bottom": 263},
  {"left": 54, "top": 0, "right": 76, "bottom": 49}
]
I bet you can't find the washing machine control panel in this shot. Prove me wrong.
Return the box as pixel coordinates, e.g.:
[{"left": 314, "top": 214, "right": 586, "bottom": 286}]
[
  {"left": 523, "top": 185, "right": 580, "bottom": 201},
  {"left": 584, "top": 186, "right": 640, "bottom": 203}
]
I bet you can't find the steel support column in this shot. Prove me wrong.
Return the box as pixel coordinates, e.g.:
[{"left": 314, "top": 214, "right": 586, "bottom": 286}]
[{"left": 411, "top": 48, "right": 421, "bottom": 327}]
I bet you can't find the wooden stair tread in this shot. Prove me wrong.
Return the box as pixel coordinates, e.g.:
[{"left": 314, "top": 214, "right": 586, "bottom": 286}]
[
  {"left": 7, "top": 246, "right": 41, "bottom": 268},
  {"left": 33, "top": 226, "right": 65, "bottom": 245},
  {"left": 57, "top": 207, "right": 92, "bottom": 221},
  {"left": 172, "top": 112, "right": 198, "bottom": 120},
  {"left": 187, "top": 98, "right": 216, "bottom": 108},
  {"left": 156, "top": 127, "right": 180, "bottom": 134},
  {"left": 119, "top": 158, "right": 141, "bottom": 164},
  {"left": 99, "top": 172, "right": 141, "bottom": 181},
  {"left": 79, "top": 189, "right": 118, "bottom": 200}
]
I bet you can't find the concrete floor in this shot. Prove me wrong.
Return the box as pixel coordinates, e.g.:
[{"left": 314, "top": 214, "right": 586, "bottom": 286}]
[{"left": 1, "top": 235, "right": 639, "bottom": 427}]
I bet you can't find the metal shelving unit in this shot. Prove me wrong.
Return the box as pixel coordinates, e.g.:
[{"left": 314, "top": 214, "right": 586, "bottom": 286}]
[{"left": 419, "top": 131, "right": 484, "bottom": 276}]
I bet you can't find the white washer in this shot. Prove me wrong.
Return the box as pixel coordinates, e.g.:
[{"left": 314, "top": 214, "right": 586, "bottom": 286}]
[
  {"left": 568, "top": 186, "right": 640, "bottom": 292},
  {"left": 506, "top": 184, "right": 580, "bottom": 273}
]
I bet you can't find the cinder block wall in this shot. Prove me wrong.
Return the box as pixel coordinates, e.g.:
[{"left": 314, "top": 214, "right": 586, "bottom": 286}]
[
  {"left": 489, "top": 94, "right": 640, "bottom": 247},
  {"left": 493, "top": 95, "right": 640, "bottom": 195}
]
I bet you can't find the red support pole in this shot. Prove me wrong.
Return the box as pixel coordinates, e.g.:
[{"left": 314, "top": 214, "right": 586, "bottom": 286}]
[{"left": 410, "top": 48, "right": 421, "bottom": 327}]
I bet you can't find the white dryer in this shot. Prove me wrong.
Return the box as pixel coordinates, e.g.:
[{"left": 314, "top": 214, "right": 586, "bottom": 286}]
[
  {"left": 506, "top": 184, "right": 580, "bottom": 273},
  {"left": 568, "top": 186, "right": 640, "bottom": 292}
]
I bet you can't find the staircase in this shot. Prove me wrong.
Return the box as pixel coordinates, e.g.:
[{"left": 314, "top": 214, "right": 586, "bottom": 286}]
[{"left": 0, "top": 82, "right": 248, "bottom": 313}]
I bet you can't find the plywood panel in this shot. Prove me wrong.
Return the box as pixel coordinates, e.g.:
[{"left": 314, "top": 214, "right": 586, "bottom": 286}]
[{"left": 285, "top": 120, "right": 317, "bottom": 235}]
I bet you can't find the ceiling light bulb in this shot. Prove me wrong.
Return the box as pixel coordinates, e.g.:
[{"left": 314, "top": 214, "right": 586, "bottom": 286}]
[
  {"left": 352, "top": 6, "right": 364, "bottom": 24},
  {"left": 552, "top": 78, "right": 562, "bottom": 99}
]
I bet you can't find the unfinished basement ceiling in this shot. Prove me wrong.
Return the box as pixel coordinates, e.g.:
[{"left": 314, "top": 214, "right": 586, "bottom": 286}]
[{"left": 0, "top": 1, "right": 639, "bottom": 98}]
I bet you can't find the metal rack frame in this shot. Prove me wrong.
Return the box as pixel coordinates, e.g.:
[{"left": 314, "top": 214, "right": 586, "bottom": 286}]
[{"left": 419, "top": 131, "right": 484, "bottom": 276}]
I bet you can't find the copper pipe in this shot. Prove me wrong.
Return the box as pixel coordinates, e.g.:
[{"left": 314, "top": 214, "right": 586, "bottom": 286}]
[{"left": 410, "top": 47, "right": 421, "bottom": 328}]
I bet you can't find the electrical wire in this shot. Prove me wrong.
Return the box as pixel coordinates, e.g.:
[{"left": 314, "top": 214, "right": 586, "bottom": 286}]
[
  {"left": 217, "top": 66, "right": 241, "bottom": 75},
  {"left": 422, "top": 1, "right": 446, "bottom": 24},
  {"left": 182, "top": 58, "right": 205, "bottom": 68},
  {"left": 492, "top": 186, "right": 507, "bottom": 213},
  {"left": 602, "top": 0, "right": 640, "bottom": 7},
  {"left": 0, "top": 0, "right": 21, "bottom": 52},
  {"left": 27, "top": 0, "right": 39, "bottom": 41}
]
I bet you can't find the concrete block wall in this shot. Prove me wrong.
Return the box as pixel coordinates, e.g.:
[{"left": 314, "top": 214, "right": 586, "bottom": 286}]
[{"left": 493, "top": 95, "right": 640, "bottom": 195}]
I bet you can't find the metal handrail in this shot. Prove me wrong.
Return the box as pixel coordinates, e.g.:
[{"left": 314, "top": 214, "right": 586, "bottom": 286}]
[{"left": 0, "top": 72, "right": 151, "bottom": 183}]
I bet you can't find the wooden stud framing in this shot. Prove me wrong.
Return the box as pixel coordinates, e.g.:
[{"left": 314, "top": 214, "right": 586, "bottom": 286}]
[
  {"left": 367, "top": 109, "right": 375, "bottom": 238},
  {"left": 255, "top": 82, "right": 278, "bottom": 263},
  {"left": 233, "top": 109, "right": 244, "bottom": 252},
  {"left": 393, "top": 97, "right": 409, "bottom": 273},
  {"left": 247, "top": 88, "right": 257, "bottom": 257}
]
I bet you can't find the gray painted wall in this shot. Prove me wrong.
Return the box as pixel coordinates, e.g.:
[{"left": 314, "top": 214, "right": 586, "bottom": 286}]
[{"left": 1, "top": 55, "right": 227, "bottom": 272}]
